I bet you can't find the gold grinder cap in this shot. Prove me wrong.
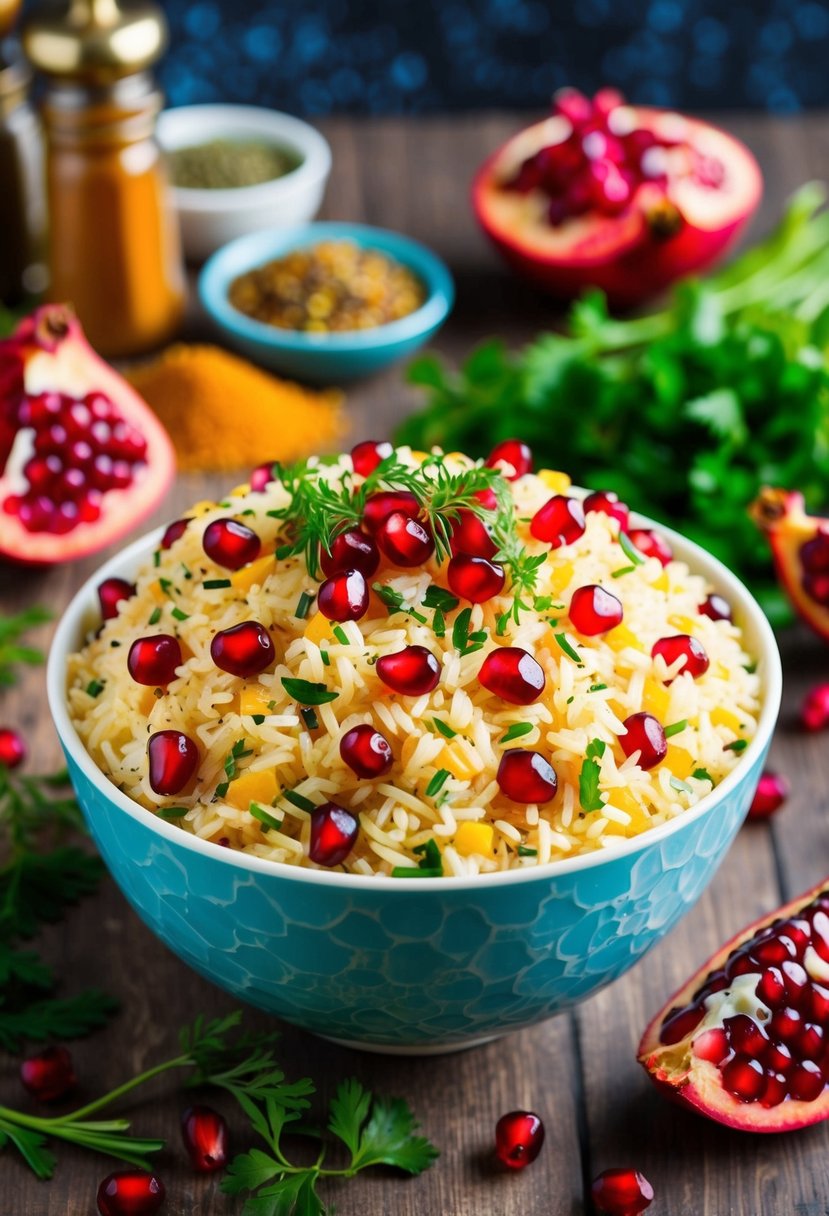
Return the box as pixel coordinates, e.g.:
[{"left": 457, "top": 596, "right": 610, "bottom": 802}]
[
  {"left": 22, "top": 0, "right": 167, "bottom": 82},
  {"left": 0, "top": 0, "right": 23, "bottom": 41}
]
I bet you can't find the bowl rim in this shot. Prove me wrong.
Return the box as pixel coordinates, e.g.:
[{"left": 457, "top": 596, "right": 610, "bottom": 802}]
[
  {"left": 157, "top": 104, "right": 332, "bottom": 210},
  {"left": 198, "top": 222, "right": 455, "bottom": 352},
  {"left": 47, "top": 498, "right": 782, "bottom": 893}
]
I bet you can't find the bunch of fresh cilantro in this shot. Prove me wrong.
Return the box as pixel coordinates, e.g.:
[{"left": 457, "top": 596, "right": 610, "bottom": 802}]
[{"left": 397, "top": 183, "right": 829, "bottom": 624}]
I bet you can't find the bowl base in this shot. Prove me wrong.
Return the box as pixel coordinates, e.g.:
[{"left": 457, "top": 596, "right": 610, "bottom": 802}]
[{"left": 318, "top": 1030, "right": 501, "bottom": 1056}]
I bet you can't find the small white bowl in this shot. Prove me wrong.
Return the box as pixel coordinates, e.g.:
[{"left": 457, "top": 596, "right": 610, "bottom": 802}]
[{"left": 157, "top": 104, "right": 332, "bottom": 262}]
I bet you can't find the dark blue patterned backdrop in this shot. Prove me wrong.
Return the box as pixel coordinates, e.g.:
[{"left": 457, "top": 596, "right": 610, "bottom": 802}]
[{"left": 159, "top": 0, "right": 829, "bottom": 114}]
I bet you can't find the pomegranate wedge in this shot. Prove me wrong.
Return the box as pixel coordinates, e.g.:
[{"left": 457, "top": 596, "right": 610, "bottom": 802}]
[
  {"left": 751, "top": 488, "right": 829, "bottom": 643},
  {"left": 639, "top": 879, "right": 829, "bottom": 1131}
]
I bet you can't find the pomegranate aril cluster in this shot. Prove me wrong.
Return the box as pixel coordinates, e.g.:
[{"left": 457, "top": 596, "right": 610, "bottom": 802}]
[
  {"left": 801, "top": 530, "right": 829, "bottom": 606},
  {"left": 5, "top": 390, "right": 147, "bottom": 535},
  {"left": 662, "top": 886, "right": 829, "bottom": 1108}
]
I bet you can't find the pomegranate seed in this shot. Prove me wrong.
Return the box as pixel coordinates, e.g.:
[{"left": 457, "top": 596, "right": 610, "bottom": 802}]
[
  {"left": 478, "top": 647, "right": 545, "bottom": 705},
  {"left": 769, "top": 1007, "right": 802, "bottom": 1043},
  {"left": 447, "top": 554, "right": 505, "bottom": 602},
  {"left": 160, "top": 518, "right": 188, "bottom": 549},
  {"left": 250, "top": 461, "right": 277, "bottom": 492},
  {"left": 486, "top": 439, "right": 532, "bottom": 480},
  {"left": 794, "top": 1022, "right": 824, "bottom": 1061},
  {"left": 693, "top": 1027, "right": 729, "bottom": 1064},
  {"left": 591, "top": 1167, "right": 654, "bottom": 1216},
  {"left": 210, "top": 621, "right": 275, "bottom": 677},
  {"left": 789, "top": 1059, "right": 824, "bottom": 1101},
  {"left": 147, "top": 730, "right": 199, "bottom": 795},
  {"left": 98, "top": 577, "right": 135, "bottom": 621},
  {"left": 449, "top": 509, "right": 497, "bottom": 559},
  {"left": 554, "top": 86, "right": 592, "bottom": 126},
  {"left": 351, "top": 439, "right": 392, "bottom": 476},
  {"left": 497, "top": 749, "right": 557, "bottom": 803},
  {"left": 652, "top": 634, "right": 709, "bottom": 681},
  {"left": 96, "top": 1170, "right": 165, "bottom": 1216},
  {"left": 339, "top": 724, "right": 393, "bottom": 778},
  {"left": 583, "top": 489, "right": 630, "bottom": 530},
  {"left": 569, "top": 584, "right": 623, "bottom": 635},
  {"left": 320, "top": 529, "right": 379, "bottom": 578},
  {"left": 803, "top": 572, "right": 829, "bottom": 605},
  {"left": 127, "top": 635, "right": 182, "bottom": 686},
  {"left": 761, "top": 1072, "right": 789, "bottom": 1107},
  {"left": 202, "top": 518, "right": 261, "bottom": 570},
  {"left": 362, "top": 490, "right": 419, "bottom": 534},
  {"left": 800, "top": 531, "right": 829, "bottom": 574},
  {"left": 764, "top": 1041, "right": 794, "bottom": 1074},
  {"left": 309, "top": 801, "right": 359, "bottom": 866},
  {"left": 318, "top": 570, "right": 369, "bottom": 621},
  {"left": 808, "top": 983, "right": 829, "bottom": 1023},
  {"left": 377, "top": 645, "right": 440, "bottom": 695},
  {"left": 801, "top": 684, "right": 829, "bottom": 732},
  {"left": 620, "top": 713, "right": 667, "bottom": 770},
  {"left": 724, "top": 1014, "right": 768, "bottom": 1056},
  {"left": 756, "top": 967, "right": 787, "bottom": 1009},
  {"left": 748, "top": 770, "right": 790, "bottom": 820},
  {"left": 659, "top": 1003, "right": 704, "bottom": 1045},
  {"left": 628, "top": 528, "right": 673, "bottom": 566},
  {"left": 530, "top": 495, "right": 585, "bottom": 548},
  {"left": 181, "top": 1104, "right": 229, "bottom": 1173},
  {"left": 0, "top": 727, "right": 26, "bottom": 768},
  {"left": 376, "top": 511, "right": 434, "bottom": 567},
  {"left": 699, "top": 592, "right": 733, "bottom": 622},
  {"left": 722, "top": 1054, "right": 765, "bottom": 1101},
  {"left": 494, "top": 1110, "right": 545, "bottom": 1169},
  {"left": 20, "top": 1045, "right": 76, "bottom": 1102},
  {"left": 475, "top": 487, "right": 497, "bottom": 510}
]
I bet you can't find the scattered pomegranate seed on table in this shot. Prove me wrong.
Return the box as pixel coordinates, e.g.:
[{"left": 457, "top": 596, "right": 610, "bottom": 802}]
[
  {"left": 0, "top": 727, "right": 26, "bottom": 768},
  {"left": 590, "top": 1167, "right": 654, "bottom": 1216},
  {"left": 97, "top": 577, "right": 135, "bottom": 621},
  {"left": 339, "top": 724, "right": 394, "bottom": 778},
  {"left": 747, "top": 770, "right": 790, "bottom": 820},
  {"left": 309, "top": 802, "right": 359, "bottom": 866},
  {"left": 628, "top": 529, "right": 673, "bottom": 566},
  {"left": 376, "top": 646, "right": 441, "bottom": 696},
  {"left": 362, "top": 490, "right": 419, "bottom": 535},
  {"left": 620, "top": 713, "right": 667, "bottom": 770},
  {"left": 202, "top": 518, "right": 261, "bottom": 570},
  {"left": 127, "top": 635, "right": 183, "bottom": 686},
  {"left": 376, "top": 511, "right": 435, "bottom": 566},
  {"left": 569, "top": 584, "right": 623, "bottom": 635},
  {"left": 497, "top": 750, "right": 557, "bottom": 803},
  {"left": 478, "top": 647, "right": 545, "bottom": 705},
  {"left": 318, "top": 570, "right": 370, "bottom": 622},
  {"left": 530, "top": 494, "right": 585, "bottom": 547},
  {"left": 147, "top": 730, "right": 199, "bottom": 796},
  {"left": 351, "top": 438, "right": 393, "bottom": 476},
  {"left": 494, "top": 1109, "right": 545, "bottom": 1169},
  {"left": 801, "top": 684, "right": 829, "bottom": 732},
  {"left": 320, "top": 528, "right": 380, "bottom": 577},
  {"left": 20, "top": 1045, "right": 76, "bottom": 1102},
  {"left": 447, "top": 554, "right": 506, "bottom": 602},
  {"left": 210, "top": 621, "right": 275, "bottom": 677},
  {"left": 181, "top": 1104, "right": 230, "bottom": 1173},
  {"left": 96, "top": 1170, "right": 166, "bottom": 1216},
  {"left": 651, "top": 634, "right": 709, "bottom": 681},
  {"left": 486, "top": 439, "right": 533, "bottom": 479}
]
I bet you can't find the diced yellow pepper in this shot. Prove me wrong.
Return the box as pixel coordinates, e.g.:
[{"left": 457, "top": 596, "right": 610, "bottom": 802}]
[
  {"left": 230, "top": 555, "right": 276, "bottom": 593},
  {"left": 240, "top": 684, "right": 275, "bottom": 716},
  {"left": 549, "top": 560, "right": 574, "bottom": 595},
  {"left": 303, "top": 611, "right": 333, "bottom": 647},
  {"left": 604, "top": 787, "right": 651, "bottom": 836},
  {"left": 188, "top": 499, "right": 216, "bottom": 517},
  {"left": 225, "top": 768, "right": 278, "bottom": 810},
  {"left": 439, "top": 739, "right": 482, "bottom": 780},
  {"left": 711, "top": 706, "right": 743, "bottom": 735},
  {"left": 606, "top": 623, "right": 644, "bottom": 653},
  {"left": 148, "top": 580, "right": 166, "bottom": 605},
  {"left": 650, "top": 570, "right": 670, "bottom": 592},
  {"left": 642, "top": 681, "right": 671, "bottom": 719},
  {"left": 454, "top": 821, "right": 495, "bottom": 857},
  {"left": 538, "top": 469, "right": 572, "bottom": 494},
  {"left": 230, "top": 483, "right": 250, "bottom": 497},
  {"left": 663, "top": 745, "right": 694, "bottom": 779},
  {"left": 409, "top": 450, "right": 429, "bottom": 463},
  {"left": 669, "top": 614, "right": 698, "bottom": 634}
]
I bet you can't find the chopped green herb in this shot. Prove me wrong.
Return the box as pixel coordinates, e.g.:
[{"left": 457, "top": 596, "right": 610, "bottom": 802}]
[
  {"left": 250, "top": 803, "right": 282, "bottom": 832},
  {"left": 618, "top": 531, "right": 645, "bottom": 566},
  {"left": 495, "top": 612, "right": 510, "bottom": 637},
  {"left": 422, "top": 585, "right": 459, "bottom": 612},
  {"left": 500, "top": 722, "right": 533, "bottom": 744},
  {"left": 295, "top": 590, "right": 315, "bottom": 620},
  {"left": 390, "top": 866, "right": 443, "bottom": 878},
  {"left": 332, "top": 624, "right": 349, "bottom": 646},
  {"left": 372, "top": 583, "right": 428, "bottom": 624},
  {"left": 392, "top": 838, "right": 443, "bottom": 878},
  {"left": 223, "top": 739, "right": 252, "bottom": 783},
  {"left": 203, "top": 578, "right": 231, "bottom": 589},
  {"left": 275, "top": 542, "right": 295, "bottom": 559},
  {"left": 517, "top": 845, "right": 538, "bottom": 857},
  {"left": 281, "top": 677, "right": 338, "bottom": 705},
  {"left": 153, "top": 549, "right": 161, "bottom": 568},
  {"left": 282, "top": 789, "right": 315, "bottom": 813},
  {"left": 533, "top": 595, "right": 554, "bottom": 611},
  {"left": 566, "top": 695, "right": 574, "bottom": 704},
  {"left": 215, "top": 781, "right": 229, "bottom": 799},
  {"left": 181, "top": 563, "right": 192, "bottom": 581},
  {"left": 171, "top": 607, "right": 189, "bottom": 622},
  {"left": 320, "top": 649, "right": 331, "bottom": 666},
  {"left": 692, "top": 767, "right": 713, "bottom": 782},
  {"left": 433, "top": 608, "right": 446, "bottom": 638},
  {"left": 725, "top": 738, "right": 748, "bottom": 753},
  {"left": 158, "top": 577, "right": 173, "bottom": 597},
  {"left": 433, "top": 719, "right": 456, "bottom": 739},
  {"left": 579, "top": 738, "right": 606, "bottom": 812},
  {"left": 301, "top": 707, "right": 320, "bottom": 731},
  {"left": 251, "top": 714, "right": 265, "bottom": 725},
  {"left": 452, "top": 607, "right": 487, "bottom": 657},
  {"left": 85, "top": 679, "right": 104, "bottom": 698},
  {"left": 425, "top": 769, "right": 451, "bottom": 798},
  {"left": 157, "top": 806, "right": 187, "bottom": 820},
  {"left": 148, "top": 607, "right": 162, "bottom": 626},
  {"left": 670, "top": 776, "right": 694, "bottom": 794},
  {"left": 589, "top": 683, "right": 608, "bottom": 692},
  {"left": 664, "top": 720, "right": 688, "bottom": 738},
  {"left": 611, "top": 565, "right": 636, "bottom": 579},
  {"left": 554, "top": 632, "right": 583, "bottom": 665}
]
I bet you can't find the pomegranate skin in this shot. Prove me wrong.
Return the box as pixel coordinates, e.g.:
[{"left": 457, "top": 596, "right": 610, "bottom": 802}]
[
  {"left": 96, "top": 1170, "right": 165, "bottom": 1216},
  {"left": 639, "top": 878, "right": 829, "bottom": 1132}
]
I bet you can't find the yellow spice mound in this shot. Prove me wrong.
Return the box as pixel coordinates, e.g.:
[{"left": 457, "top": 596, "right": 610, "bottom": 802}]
[{"left": 127, "top": 343, "right": 343, "bottom": 472}]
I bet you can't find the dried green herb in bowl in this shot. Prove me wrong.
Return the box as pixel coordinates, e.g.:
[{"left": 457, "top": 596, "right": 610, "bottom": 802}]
[{"left": 168, "top": 138, "right": 302, "bottom": 190}]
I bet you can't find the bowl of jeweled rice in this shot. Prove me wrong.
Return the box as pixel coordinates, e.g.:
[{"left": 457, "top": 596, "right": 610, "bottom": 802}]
[{"left": 48, "top": 444, "right": 781, "bottom": 1052}]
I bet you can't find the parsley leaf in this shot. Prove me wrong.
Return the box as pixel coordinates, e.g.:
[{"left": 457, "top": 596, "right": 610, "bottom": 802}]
[
  {"left": 0, "top": 606, "right": 50, "bottom": 687},
  {"left": 500, "top": 722, "right": 533, "bottom": 744},
  {"left": 281, "top": 678, "right": 339, "bottom": 706},
  {"left": 579, "top": 739, "right": 606, "bottom": 812},
  {"left": 329, "top": 1078, "right": 439, "bottom": 1174}
]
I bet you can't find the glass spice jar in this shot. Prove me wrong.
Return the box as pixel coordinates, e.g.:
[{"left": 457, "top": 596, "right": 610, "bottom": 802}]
[
  {"left": 0, "top": 47, "right": 47, "bottom": 307},
  {"left": 23, "top": 0, "right": 184, "bottom": 358}
]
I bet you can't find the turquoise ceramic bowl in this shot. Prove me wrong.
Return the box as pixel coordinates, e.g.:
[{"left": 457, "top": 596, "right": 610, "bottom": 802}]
[
  {"left": 198, "top": 223, "right": 454, "bottom": 383},
  {"left": 47, "top": 519, "right": 781, "bottom": 1054}
]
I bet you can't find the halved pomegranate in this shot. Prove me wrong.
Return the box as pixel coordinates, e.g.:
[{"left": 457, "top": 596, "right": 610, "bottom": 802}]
[
  {"left": 751, "top": 488, "right": 829, "bottom": 642},
  {"left": 472, "top": 89, "right": 762, "bottom": 307},
  {"left": 0, "top": 306, "right": 175, "bottom": 565},
  {"left": 639, "top": 879, "right": 829, "bottom": 1131}
]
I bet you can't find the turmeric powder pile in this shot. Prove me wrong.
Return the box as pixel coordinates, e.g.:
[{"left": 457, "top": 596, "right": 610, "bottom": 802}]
[{"left": 127, "top": 343, "right": 344, "bottom": 472}]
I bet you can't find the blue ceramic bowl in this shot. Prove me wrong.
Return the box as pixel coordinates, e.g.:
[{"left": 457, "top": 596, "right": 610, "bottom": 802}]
[
  {"left": 47, "top": 518, "right": 781, "bottom": 1054},
  {"left": 198, "top": 223, "right": 454, "bottom": 383}
]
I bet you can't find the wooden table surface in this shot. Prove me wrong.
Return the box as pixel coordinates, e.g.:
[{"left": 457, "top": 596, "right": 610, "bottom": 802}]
[{"left": 4, "top": 112, "right": 829, "bottom": 1215}]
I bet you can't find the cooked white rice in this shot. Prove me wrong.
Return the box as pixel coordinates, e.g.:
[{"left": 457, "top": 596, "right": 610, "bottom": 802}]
[{"left": 67, "top": 449, "right": 761, "bottom": 877}]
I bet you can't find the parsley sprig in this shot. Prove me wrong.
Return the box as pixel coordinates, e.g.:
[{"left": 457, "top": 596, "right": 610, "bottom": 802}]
[{"left": 0, "top": 607, "right": 50, "bottom": 688}]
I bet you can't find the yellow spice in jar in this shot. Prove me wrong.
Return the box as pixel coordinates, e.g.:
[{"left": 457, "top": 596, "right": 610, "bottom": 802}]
[{"left": 227, "top": 239, "right": 427, "bottom": 333}]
